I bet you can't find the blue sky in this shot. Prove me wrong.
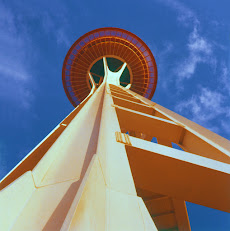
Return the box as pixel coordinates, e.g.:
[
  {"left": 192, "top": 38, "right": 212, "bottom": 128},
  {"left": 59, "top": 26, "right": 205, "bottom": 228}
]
[{"left": 0, "top": 0, "right": 229, "bottom": 230}]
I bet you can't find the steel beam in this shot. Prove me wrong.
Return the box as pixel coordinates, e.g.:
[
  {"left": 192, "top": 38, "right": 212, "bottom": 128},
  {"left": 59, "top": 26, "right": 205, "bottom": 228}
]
[{"left": 122, "top": 135, "right": 230, "bottom": 212}]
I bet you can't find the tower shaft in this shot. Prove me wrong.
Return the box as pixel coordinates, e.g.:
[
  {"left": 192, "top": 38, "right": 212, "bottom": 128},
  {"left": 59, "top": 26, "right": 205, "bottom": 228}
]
[{"left": 1, "top": 79, "right": 230, "bottom": 230}]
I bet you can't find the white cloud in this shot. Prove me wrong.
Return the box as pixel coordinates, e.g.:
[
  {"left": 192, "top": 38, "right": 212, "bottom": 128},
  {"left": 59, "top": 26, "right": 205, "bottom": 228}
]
[
  {"left": 188, "top": 27, "right": 212, "bottom": 54},
  {"left": 176, "top": 87, "right": 229, "bottom": 120},
  {"left": 0, "top": 65, "right": 28, "bottom": 81},
  {"left": 156, "top": 42, "right": 174, "bottom": 90},
  {"left": 157, "top": 0, "right": 199, "bottom": 26},
  {"left": 0, "top": 2, "right": 34, "bottom": 109},
  {"left": 0, "top": 1, "right": 72, "bottom": 109},
  {"left": 161, "top": 42, "right": 174, "bottom": 55},
  {"left": 156, "top": 1, "right": 217, "bottom": 83},
  {"left": 154, "top": 0, "right": 230, "bottom": 137},
  {"left": 220, "top": 62, "right": 230, "bottom": 95},
  {"left": 176, "top": 87, "right": 230, "bottom": 132},
  {"left": 175, "top": 26, "right": 215, "bottom": 81},
  {"left": 39, "top": 6, "right": 71, "bottom": 47},
  {"left": 57, "top": 28, "right": 71, "bottom": 47},
  {"left": 221, "top": 120, "right": 230, "bottom": 134}
]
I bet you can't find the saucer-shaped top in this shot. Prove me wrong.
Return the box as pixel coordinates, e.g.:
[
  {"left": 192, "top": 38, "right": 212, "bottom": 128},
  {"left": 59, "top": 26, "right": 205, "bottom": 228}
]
[{"left": 62, "top": 27, "right": 158, "bottom": 107}]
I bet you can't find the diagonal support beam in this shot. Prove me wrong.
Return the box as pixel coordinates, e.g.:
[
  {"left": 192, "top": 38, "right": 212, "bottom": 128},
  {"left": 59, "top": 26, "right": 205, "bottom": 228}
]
[{"left": 88, "top": 72, "right": 96, "bottom": 94}]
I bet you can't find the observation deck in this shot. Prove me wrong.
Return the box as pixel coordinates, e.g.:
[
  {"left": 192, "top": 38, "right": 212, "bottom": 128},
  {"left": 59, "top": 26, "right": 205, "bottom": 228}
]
[{"left": 62, "top": 27, "right": 158, "bottom": 107}]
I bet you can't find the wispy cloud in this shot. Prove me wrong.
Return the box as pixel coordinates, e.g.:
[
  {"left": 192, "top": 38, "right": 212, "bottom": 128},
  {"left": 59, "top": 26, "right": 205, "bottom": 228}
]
[
  {"left": 0, "top": 1, "right": 34, "bottom": 109},
  {"left": 188, "top": 27, "right": 212, "bottom": 54},
  {"left": 156, "top": 0, "right": 199, "bottom": 26},
  {"left": 221, "top": 120, "right": 230, "bottom": 135},
  {"left": 220, "top": 62, "right": 230, "bottom": 95},
  {"left": 0, "top": 0, "right": 73, "bottom": 109},
  {"left": 175, "top": 26, "right": 215, "bottom": 81},
  {"left": 168, "top": 0, "right": 230, "bottom": 137},
  {"left": 56, "top": 28, "right": 71, "bottom": 47},
  {"left": 155, "top": 42, "right": 174, "bottom": 90},
  {"left": 176, "top": 87, "right": 230, "bottom": 133},
  {"left": 153, "top": 0, "right": 229, "bottom": 137},
  {"left": 41, "top": 11, "right": 71, "bottom": 47},
  {"left": 156, "top": 0, "right": 217, "bottom": 84},
  {"left": 160, "top": 42, "right": 174, "bottom": 56}
]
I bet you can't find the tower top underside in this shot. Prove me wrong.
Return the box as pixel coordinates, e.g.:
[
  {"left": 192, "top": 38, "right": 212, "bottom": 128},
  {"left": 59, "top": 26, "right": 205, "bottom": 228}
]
[{"left": 62, "top": 27, "right": 158, "bottom": 107}]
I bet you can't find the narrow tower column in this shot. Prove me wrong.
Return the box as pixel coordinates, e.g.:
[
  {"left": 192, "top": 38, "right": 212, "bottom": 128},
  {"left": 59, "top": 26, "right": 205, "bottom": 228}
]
[{"left": 61, "top": 82, "right": 158, "bottom": 231}]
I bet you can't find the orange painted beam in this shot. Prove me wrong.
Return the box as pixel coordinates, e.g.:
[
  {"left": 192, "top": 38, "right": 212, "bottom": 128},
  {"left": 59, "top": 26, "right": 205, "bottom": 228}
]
[
  {"left": 114, "top": 104, "right": 184, "bottom": 143},
  {"left": 125, "top": 135, "right": 230, "bottom": 212}
]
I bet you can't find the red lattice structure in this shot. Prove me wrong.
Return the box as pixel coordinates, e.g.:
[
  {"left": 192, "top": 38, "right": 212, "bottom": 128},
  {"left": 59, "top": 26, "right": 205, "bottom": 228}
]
[{"left": 62, "top": 27, "right": 158, "bottom": 107}]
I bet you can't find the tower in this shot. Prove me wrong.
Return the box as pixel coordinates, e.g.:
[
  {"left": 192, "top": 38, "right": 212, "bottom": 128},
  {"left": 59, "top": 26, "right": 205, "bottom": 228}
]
[{"left": 0, "top": 27, "right": 229, "bottom": 230}]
